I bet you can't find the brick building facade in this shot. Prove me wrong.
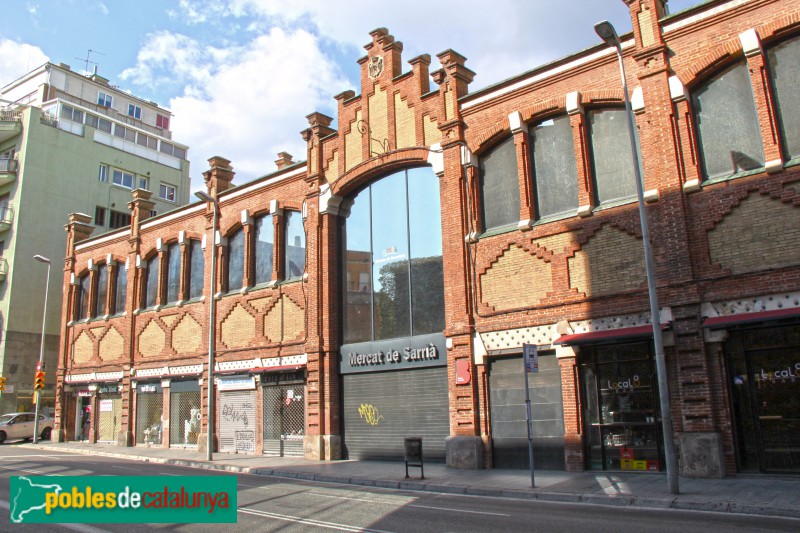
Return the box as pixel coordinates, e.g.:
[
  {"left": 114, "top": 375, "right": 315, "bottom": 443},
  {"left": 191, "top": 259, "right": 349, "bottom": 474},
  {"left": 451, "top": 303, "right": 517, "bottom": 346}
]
[{"left": 54, "top": 0, "right": 800, "bottom": 477}]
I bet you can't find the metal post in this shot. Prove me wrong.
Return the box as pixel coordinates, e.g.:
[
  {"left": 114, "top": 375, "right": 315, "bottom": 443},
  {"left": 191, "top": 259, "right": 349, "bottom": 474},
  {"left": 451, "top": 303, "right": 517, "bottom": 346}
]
[
  {"left": 594, "top": 20, "right": 679, "bottom": 495},
  {"left": 33, "top": 255, "right": 51, "bottom": 444},
  {"left": 195, "top": 192, "right": 218, "bottom": 461},
  {"left": 523, "top": 344, "right": 537, "bottom": 488}
]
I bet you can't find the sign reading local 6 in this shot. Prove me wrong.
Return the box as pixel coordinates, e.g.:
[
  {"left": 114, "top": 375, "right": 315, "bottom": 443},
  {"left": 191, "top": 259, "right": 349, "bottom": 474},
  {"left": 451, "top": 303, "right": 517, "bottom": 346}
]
[{"left": 9, "top": 476, "right": 237, "bottom": 524}]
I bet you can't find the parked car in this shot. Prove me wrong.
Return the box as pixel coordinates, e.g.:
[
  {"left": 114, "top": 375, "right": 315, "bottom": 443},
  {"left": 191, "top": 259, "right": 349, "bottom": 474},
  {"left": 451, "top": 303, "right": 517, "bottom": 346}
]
[{"left": 0, "top": 412, "right": 53, "bottom": 443}]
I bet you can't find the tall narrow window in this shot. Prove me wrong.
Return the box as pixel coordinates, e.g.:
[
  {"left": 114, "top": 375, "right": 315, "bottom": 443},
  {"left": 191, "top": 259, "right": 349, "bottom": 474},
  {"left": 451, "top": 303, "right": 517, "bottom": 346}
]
[
  {"left": 284, "top": 211, "right": 305, "bottom": 280},
  {"left": 165, "top": 243, "right": 180, "bottom": 304},
  {"left": 113, "top": 262, "right": 127, "bottom": 315},
  {"left": 254, "top": 215, "right": 274, "bottom": 285},
  {"left": 144, "top": 255, "right": 159, "bottom": 308},
  {"left": 75, "top": 274, "right": 90, "bottom": 320},
  {"left": 479, "top": 136, "right": 520, "bottom": 230},
  {"left": 530, "top": 115, "right": 579, "bottom": 218},
  {"left": 226, "top": 228, "right": 245, "bottom": 291},
  {"left": 94, "top": 264, "right": 108, "bottom": 318},
  {"left": 187, "top": 240, "right": 204, "bottom": 300},
  {"left": 589, "top": 109, "right": 639, "bottom": 204},
  {"left": 767, "top": 35, "right": 800, "bottom": 160},
  {"left": 693, "top": 62, "right": 764, "bottom": 180}
]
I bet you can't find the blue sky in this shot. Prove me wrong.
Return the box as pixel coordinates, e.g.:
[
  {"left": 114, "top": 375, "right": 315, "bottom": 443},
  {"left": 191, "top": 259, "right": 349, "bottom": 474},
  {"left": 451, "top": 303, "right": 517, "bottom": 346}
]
[{"left": 1, "top": 0, "right": 705, "bottom": 188}]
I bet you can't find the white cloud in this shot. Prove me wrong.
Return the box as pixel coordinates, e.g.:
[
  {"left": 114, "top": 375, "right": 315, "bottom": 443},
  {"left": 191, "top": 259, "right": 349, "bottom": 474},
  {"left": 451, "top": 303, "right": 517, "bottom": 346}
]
[{"left": 0, "top": 39, "right": 48, "bottom": 87}]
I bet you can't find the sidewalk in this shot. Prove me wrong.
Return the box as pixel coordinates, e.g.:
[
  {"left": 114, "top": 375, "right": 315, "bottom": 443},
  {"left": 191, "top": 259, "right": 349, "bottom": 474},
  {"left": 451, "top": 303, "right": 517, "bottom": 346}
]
[{"left": 22, "top": 441, "right": 800, "bottom": 520}]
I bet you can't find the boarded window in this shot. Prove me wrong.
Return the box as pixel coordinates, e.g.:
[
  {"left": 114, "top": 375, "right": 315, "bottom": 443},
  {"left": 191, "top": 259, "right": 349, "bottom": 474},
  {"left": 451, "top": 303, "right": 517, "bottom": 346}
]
[
  {"left": 144, "top": 256, "right": 159, "bottom": 308},
  {"left": 187, "top": 240, "right": 204, "bottom": 300},
  {"left": 480, "top": 137, "right": 520, "bottom": 230},
  {"left": 589, "top": 109, "right": 639, "bottom": 204},
  {"left": 75, "top": 274, "right": 90, "bottom": 320},
  {"left": 767, "top": 35, "right": 800, "bottom": 160},
  {"left": 284, "top": 211, "right": 305, "bottom": 280},
  {"left": 693, "top": 62, "right": 764, "bottom": 179},
  {"left": 227, "top": 228, "right": 245, "bottom": 291},
  {"left": 94, "top": 264, "right": 108, "bottom": 317},
  {"left": 165, "top": 243, "right": 180, "bottom": 304},
  {"left": 254, "top": 215, "right": 274, "bottom": 284},
  {"left": 531, "top": 115, "right": 579, "bottom": 218},
  {"left": 114, "top": 262, "right": 127, "bottom": 315}
]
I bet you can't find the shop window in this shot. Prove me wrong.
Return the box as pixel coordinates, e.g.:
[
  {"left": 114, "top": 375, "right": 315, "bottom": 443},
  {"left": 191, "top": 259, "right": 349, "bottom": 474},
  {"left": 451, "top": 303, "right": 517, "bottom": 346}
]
[
  {"left": 187, "top": 239, "right": 204, "bottom": 299},
  {"left": 94, "top": 264, "right": 108, "bottom": 318},
  {"left": 144, "top": 255, "right": 159, "bottom": 308},
  {"left": 767, "top": 35, "right": 800, "bottom": 160},
  {"left": 254, "top": 214, "right": 274, "bottom": 285},
  {"left": 479, "top": 136, "right": 519, "bottom": 230},
  {"left": 165, "top": 242, "right": 180, "bottom": 304},
  {"left": 75, "top": 274, "right": 90, "bottom": 321},
  {"left": 284, "top": 211, "right": 305, "bottom": 280},
  {"left": 226, "top": 228, "right": 245, "bottom": 291},
  {"left": 692, "top": 61, "right": 764, "bottom": 180},
  {"left": 113, "top": 261, "right": 127, "bottom": 314},
  {"left": 589, "top": 108, "right": 639, "bottom": 204},
  {"left": 343, "top": 166, "right": 444, "bottom": 343},
  {"left": 530, "top": 115, "right": 579, "bottom": 218}
]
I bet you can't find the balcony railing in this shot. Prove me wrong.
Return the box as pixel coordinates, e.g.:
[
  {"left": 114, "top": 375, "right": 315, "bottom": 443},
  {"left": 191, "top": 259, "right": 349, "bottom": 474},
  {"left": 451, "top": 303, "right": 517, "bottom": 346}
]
[
  {"left": 0, "top": 204, "right": 13, "bottom": 232},
  {"left": 0, "top": 159, "right": 17, "bottom": 173},
  {"left": 0, "top": 109, "right": 22, "bottom": 122},
  {"left": 0, "top": 258, "right": 6, "bottom": 282}
]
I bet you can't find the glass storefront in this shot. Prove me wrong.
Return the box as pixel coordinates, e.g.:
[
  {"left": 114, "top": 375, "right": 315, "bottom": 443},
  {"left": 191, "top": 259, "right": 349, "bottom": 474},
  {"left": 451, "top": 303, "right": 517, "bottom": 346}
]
[
  {"left": 169, "top": 380, "right": 201, "bottom": 447},
  {"left": 725, "top": 322, "right": 800, "bottom": 473},
  {"left": 135, "top": 382, "right": 163, "bottom": 446},
  {"left": 580, "top": 341, "right": 663, "bottom": 471}
]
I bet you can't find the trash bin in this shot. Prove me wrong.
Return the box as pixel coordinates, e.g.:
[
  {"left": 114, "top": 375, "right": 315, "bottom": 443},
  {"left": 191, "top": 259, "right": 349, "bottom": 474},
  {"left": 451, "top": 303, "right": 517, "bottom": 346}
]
[{"left": 404, "top": 437, "right": 424, "bottom": 479}]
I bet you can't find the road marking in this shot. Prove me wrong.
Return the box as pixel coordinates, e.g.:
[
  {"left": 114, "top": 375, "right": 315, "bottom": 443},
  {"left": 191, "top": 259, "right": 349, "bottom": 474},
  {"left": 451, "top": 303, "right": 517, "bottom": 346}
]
[
  {"left": 408, "top": 503, "right": 509, "bottom": 516},
  {"left": 239, "top": 507, "right": 396, "bottom": 532},
  {"left": 0, "top": 464, "right": 62, "bottom": 476},
  {"left": 109, "top": 466, "right": 139, "bottom": 471},
  {"left": 0, "top": 499, "right": 112, "bottom": 532},
  {"left": 0, "top": 454, "right": 77, "bottom": 459},
  {"left": 159, "top": 472, "right": 180, "bottom": 476}
]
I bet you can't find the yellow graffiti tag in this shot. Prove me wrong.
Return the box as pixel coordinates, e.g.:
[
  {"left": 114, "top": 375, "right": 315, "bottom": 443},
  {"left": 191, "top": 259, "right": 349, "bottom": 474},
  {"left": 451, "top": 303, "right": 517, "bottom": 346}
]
[{"left": 358, "top": 403, "right": 384, "bottom": 426}]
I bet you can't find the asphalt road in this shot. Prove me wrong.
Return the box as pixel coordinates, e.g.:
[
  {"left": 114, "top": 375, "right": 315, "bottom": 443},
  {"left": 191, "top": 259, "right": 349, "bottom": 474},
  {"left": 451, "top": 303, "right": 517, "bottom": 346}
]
[{"left": 0, "top": 445, "right": 797, "bottom": 532}]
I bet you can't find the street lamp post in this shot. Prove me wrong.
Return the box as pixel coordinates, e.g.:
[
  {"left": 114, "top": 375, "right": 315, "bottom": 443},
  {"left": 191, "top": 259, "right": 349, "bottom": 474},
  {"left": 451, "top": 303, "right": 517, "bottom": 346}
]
[
  {"left": 195, "top": 191, "right": 218, "bottom": 461},
  {"left": 594, "top": 20, "right": 679, "bottom": 495},
  {"left": 32, "top": 254, "right": 51, "bottom": 444}
]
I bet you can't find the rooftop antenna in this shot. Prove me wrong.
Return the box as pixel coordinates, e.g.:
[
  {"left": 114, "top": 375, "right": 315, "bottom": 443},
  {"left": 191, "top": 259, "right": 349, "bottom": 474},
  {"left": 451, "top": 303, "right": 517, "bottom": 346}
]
[{"left": 75, "top": 49, "right": 105, "bottom": 76}]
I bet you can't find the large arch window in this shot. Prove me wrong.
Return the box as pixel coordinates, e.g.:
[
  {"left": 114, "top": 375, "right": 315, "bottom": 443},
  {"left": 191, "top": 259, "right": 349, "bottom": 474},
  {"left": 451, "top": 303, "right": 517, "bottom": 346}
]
[
  {"left": 284, "top": 211, "right": 305, "bottom": 280},
  {"left": 165, "top": 242, "right": 181, "bottom": 304},
  {"left": 692, "top": 61, "right": 764, "bottom": 180},
  {"left": 589, "top": 108, "right": 639, "bottom": 204},
  {"left": 187, "top": 239, "right": 204, "bottom": 299},
  {"left": 344, "top": 166, "right": 444, "bottom": 343},
  {"left": 75, "top": 274, "right": 90, "bottom": 320},
  {"left": 144, "top": 255, "right": 159, "bottom": 308},
  {"left": 254, "top": 215, "right": 274, "bottom": 285},
  {"left": 226, "top": 228, "right": 245, "bottom": 291},
  {"left": 113, "top": 261, "right": 127, "bottom": 314},
  {"left": 767, "top": 35, "right": 800, "bottom": 161},
  {"left": 530, "top": 115, "right": 579, "bottom": 218},
  {"left": 93, "top": 264, "right": 108, "bottom": 318},
  {"left": 479, "top": 136, "right": 520, "bottom": 230}
]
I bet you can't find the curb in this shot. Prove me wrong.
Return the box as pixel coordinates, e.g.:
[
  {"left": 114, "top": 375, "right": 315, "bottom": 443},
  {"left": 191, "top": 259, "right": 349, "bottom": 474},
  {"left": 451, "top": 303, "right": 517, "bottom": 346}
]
[{"left": 23, "top": 444, "right": 800, "bottom": 520}]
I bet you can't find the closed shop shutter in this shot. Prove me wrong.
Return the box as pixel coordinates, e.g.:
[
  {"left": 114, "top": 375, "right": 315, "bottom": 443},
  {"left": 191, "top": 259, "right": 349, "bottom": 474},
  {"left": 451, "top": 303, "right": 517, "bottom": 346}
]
[
  {"left": 97, "top": 392, "right": 122, "bottom": 443},
  {"left": 263, "top": 384, "right": 305, "bottom": 457},
  {"left": 342, "top": 366, "right": 448, "bottom": 461},
  {"left": 489, "top": 354, "right": 565, "bottom": 469},
  {"left": 219, "top": 390, "right": 257, "bottom": 454}
]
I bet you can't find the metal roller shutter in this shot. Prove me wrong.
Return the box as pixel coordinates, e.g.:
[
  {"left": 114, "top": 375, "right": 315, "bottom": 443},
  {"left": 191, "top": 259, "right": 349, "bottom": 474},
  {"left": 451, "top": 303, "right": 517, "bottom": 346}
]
[
  {"left": 219, "top": 390, "right": 257, "bottom": 453},
  {"left": 342, "top": 366, "right": 449, "bottom": 461},
  {"left": 263, "top": 384, "right": 305, "bottom": 457},
  {"left": 489, "top": 354, "right": 565, "bottom": 469}
]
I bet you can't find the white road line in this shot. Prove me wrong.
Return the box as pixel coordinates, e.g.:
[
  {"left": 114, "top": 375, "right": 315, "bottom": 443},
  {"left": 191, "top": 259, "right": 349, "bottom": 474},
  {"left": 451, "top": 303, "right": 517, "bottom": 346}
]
[
  {"left": 158, "top": 472, "right": 179, "bottom": 476},
  {"left": 0, "top": 455, "right": 77, "bottom": 459},
  {"left": 239, "top": 507, "right": 396, "bottom": 533},
  {"left": 0, "top": 499, "right": 111, "bottom": 532},
  {"left": 407, "top": 503, "right": 509, "bottom": 516},
  {"left": 109, "top": 466, "right": 138, "bottom": 471},
  {"left": 0, "top": 464, "right": 62, "bottom": 476}
]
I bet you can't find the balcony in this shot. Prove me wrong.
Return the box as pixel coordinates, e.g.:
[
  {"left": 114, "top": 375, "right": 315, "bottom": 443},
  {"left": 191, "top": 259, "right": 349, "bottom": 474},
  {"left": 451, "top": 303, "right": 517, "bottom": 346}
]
[
  {"left": 0, "top": 159, "right": 17, "bottom": 185},
  {"left": 0, "top": 258, "right": 6, "bottom": 282},
  {"left": 0, "top": 109, "right": 22, "bottom": 144},
  {"left": 0, "top": 204, "right": 13, "bottom": 233}
]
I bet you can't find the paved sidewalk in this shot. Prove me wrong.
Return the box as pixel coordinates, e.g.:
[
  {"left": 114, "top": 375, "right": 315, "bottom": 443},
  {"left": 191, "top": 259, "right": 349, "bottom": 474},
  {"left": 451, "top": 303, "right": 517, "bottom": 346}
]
[{"left": 20, "top": 441, "right": 800, "bottom": 520}]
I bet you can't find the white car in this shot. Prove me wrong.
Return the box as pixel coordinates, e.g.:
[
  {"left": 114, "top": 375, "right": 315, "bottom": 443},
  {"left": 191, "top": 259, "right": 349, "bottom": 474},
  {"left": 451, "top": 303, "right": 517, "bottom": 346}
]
[{"left": 0, "top": 412, "right": 54, "bottom": 443}]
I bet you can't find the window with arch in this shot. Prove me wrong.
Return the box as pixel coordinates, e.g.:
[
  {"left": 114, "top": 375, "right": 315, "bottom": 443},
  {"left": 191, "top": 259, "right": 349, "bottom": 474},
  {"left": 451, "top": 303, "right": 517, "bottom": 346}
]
[
  {"left": 75, "top": 273, "right": 90, "bottom": 320},
  {"left": 588, "top": 108, "right": 640, "bottom": 204},
  {"left": 187, "top": 239, "right": 204, "bottom": 300},
  {"left": 165, "top": 242, "right": 181, "bottom": 304},
  {"left": 529, "top": 114, "right": 579, "bottom": 218},
  {"left": 692, "top": 61, "right": 764, "bottom": 180},
  {"left": 226, "top": 227, "right": 245, "bottom": 291},
  {"left": 767, "top": 34, "right": 800, "bottom": 161},
  {"left": 479, "top": 136, "right": 519, "bottom": 230},
  {"left": 113, "top": 261, "right": 127, "bottom": 314},
  {"left": 94, "top": 263, "right": 108, "bottom": 318},
  {"left": 254, "top": 214, "right": 274, "bottom": 285},
  {"left": 284, "top": 211, "right": 305, "bottom": 280},
  {"left": 343, "top": 166, "right": 444, "bottom": 343},
  {"left": 144, "top": 255, "right": 159, "bottom": 308}
]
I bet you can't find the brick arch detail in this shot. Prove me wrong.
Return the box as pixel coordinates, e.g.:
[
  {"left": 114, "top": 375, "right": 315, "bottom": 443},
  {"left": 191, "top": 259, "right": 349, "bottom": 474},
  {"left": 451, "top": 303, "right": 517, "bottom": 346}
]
[
  {"left": 467, "top": 120, "right": 511, "bottom": 155},
  {"left": 330, "top": 147, "right": 432, "bottom": 198},
  {"left": 673, "top": 39, "right": 743, "bottom": 88}
]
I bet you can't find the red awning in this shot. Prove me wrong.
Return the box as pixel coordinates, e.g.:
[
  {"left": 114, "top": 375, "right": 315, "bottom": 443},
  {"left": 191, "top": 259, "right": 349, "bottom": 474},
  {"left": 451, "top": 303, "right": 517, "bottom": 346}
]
[
  {"left": 554, "top": 323, "right": 669, "bottom": 346},
  {"left": 702, "top": 308, "right": 800, "bottom": 329},
  {"left": 249, "top": 364, "right": 305, "bottom": 373}
]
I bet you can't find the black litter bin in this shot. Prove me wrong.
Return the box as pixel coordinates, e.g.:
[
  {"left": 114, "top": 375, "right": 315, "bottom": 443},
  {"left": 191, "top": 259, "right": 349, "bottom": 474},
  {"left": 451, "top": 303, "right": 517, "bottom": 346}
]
[{"left": 404, "top": 437, "right": 424, "bottom": 479}]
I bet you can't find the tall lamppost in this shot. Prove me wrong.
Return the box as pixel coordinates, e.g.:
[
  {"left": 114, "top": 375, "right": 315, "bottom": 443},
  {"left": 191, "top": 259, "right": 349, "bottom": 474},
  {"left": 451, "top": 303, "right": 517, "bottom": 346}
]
[
  {"left": 32, "top": 254, "right": 51, "bottom": 444},
  {"left": 594, "top": 20, "right": 679, "bottom": 495},
  {"left": 195, "top": 191, "right": 218, "bottom": 461}
]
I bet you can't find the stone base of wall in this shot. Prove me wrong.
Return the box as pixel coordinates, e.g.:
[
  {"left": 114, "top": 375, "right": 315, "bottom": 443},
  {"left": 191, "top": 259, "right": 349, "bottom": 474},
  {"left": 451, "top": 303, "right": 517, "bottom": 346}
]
[
  {"left": 305, "top": 434, "right": 342, "bottom": 460},
  {"left": 116, "top": 430, "right": 133, "bottom": 447},
  {"left": 680, "top": 432, "right": 725, "bottom": 478},
  {"left": 197, "top": 432, "right": 218, "bottom": 453},
  {"left": 54, "top": 429, "right": 67, "bottom": 443},
  {"left": 446, "top": 436, "right": 484, "bottom": 469}
]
